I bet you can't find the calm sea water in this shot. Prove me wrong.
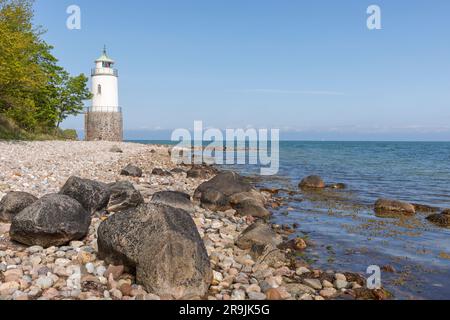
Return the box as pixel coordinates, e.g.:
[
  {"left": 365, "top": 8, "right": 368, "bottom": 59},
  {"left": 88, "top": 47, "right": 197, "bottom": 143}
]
[{"left": 133, "top": 140, "right": 450, "bottom": 300}]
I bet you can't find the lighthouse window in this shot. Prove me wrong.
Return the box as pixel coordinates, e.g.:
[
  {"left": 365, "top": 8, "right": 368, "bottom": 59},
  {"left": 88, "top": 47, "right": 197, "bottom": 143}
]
[{"left": 97, "top": 84, "right": 102, "bottom": 95}]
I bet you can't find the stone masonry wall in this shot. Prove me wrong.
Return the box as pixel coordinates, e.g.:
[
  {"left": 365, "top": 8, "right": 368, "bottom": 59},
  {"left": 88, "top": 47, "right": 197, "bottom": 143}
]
[{"left": 85, "top": 112, "right": 123, "bottom": 142}]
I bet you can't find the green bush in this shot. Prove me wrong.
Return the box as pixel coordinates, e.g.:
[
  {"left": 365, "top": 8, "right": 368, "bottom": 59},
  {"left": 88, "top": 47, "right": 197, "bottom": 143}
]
[{"left": 59, "top": 129, "right": 78, "bottom": 140}]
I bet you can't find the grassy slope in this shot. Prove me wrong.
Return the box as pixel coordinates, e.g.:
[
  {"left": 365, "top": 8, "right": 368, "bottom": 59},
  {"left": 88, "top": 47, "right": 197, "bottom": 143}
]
[{"left": 0, "top": 114, "right": 78, "bottom": 141}]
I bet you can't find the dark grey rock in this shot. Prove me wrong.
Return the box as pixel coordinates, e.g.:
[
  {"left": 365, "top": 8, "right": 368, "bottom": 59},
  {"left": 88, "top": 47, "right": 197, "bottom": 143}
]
[
  {"left": 412, "top": 203, "right": 440, "bottom": 213},
  {"left": 151, "top": 191, "right": 194, "bottom": 213},
  {"left": 236, "top": 221, "right": 282, "bottom": 250},
  {"left": 10, "top": 194, "right": 90, "bottom": 248},
  {"left": 200, "top": 189, "right": 230, "bottom": 211},
  {"left": 427, "top": 210, "right": 450, "bottom": 227},
  {"left": 107, "top": 181, "right": 144, "bottom": 213},
  {"left": 0, "top": 191, "right": 37, "bottom": 223},
  {"left": 233, "top": 199, "right": 271, "bottom": 218},
  {"left": 152, "top": 168, "right": 173, "bottom": 177},
  {"left": 299, "top": 175, "right": 326, "bottom": 189},
  {"left": 59, "top": 176, "right": 111, "bottom": 214},
  {"left": 120, "top": 164, "right": 143, "bottom": 177},
  {"left": 97, "top": 203, "right": 212, "bottom": 299},
  {"left": 186, "top": 165, "right": 218, "bottom": 179},
  {"left": 374, "top": 198, "right": 415, "bottom": 217},
  {"left": 194, "top": 171, "right": 253, "bottom": 200}
]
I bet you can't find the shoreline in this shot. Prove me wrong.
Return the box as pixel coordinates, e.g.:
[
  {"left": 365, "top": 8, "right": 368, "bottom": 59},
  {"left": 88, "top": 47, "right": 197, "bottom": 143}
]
[{"left": 0, "top": 141, "right": 388, "bottom": 300}]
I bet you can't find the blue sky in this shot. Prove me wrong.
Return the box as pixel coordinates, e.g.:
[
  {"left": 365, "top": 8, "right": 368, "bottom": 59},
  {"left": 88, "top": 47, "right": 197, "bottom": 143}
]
[{"left": 33, "top": 0, "right": 450, "bottom": 140}]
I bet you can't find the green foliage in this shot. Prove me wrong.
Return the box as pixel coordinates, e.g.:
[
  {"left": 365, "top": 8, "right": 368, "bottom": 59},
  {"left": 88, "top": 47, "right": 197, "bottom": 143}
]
[
  {"left": 0, "top": 0, "right": 91, "bottom": 137},
  {"left": 59, "top": 129, "right": 78, "bottom": 140},
  {"left": 0, "top": 114, "right": 80, "bottom": 141}
]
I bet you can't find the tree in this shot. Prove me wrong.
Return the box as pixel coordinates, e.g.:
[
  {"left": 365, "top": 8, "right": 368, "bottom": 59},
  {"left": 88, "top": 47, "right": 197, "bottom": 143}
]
[
  {"left": 0, "top": 0, "right": 91, "bottom": 134},
  {"left": 0, "top": 0, "right": 47, "bottom": 130},
  {"left": 54, "top": 72, "right": 92, "bottom": 129}
]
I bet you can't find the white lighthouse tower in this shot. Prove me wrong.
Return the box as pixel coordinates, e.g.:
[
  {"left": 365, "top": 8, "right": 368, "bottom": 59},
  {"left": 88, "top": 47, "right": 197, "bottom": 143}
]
[{"left": 85, "top": 47, "right": 123, "bottom": 141}]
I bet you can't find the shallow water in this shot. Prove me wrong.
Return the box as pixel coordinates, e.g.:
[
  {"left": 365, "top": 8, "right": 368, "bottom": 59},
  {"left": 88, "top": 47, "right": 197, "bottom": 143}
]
[{"left": 135, "top": 140, "right": 450, "bottom": 300}]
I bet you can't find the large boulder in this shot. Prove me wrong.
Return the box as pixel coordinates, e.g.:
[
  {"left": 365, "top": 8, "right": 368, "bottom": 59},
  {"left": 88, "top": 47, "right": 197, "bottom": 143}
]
[
  {"left": 299, "top": 176, "right": 326, "bottom": 190},
  {"left": 426, "top": 210, "right": 450, "bottom": 228},
  {"left": 120, "top": 164, "right": 143, "bottom": 177},
  {"left": 60, "top": 176, "right": 111, "bottom": 214},
  {"left": 200, "top": 189, "right": 230, "bottom": 211},
  {"left": 236, "top": 222, "right": 282, "bottom": 250},
  {"left": 97, "top": 203, "right": 212, "bottom": 299},
  {"left": 0, "top": 192, "right": 37, "bottom": 223},
  {"left": 374, "top": 198, "right": 415, "bottom": 217},
  {"left": 151, "top": 191, "right": 194, "bottom": 213},
  {"left": 107, "top": 181, "right": 144, "bottom": 213},
  {"left": 194, "top": 171, "right": 253, "bottom": 200},
  {"left": 195, "top": 172, "right": 270, "bottom": 217},
  {"left": 10, "top": 194, "right": 90, "bottom": 248},
  {"left": 229, "top": 190, "right": 266, "bottom": 207},
  {"left": 233, "top": 199, "right": 271, "bottom": 218}
]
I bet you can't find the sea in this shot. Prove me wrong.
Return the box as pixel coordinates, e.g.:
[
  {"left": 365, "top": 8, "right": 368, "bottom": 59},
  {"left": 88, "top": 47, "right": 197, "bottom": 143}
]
[{"left": 131, "top": 140, "right": 450, "bottom": 300}]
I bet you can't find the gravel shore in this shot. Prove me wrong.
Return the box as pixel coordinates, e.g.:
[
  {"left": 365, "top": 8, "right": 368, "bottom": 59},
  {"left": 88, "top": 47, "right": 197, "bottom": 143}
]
[{"left": 0, "top": 141, "right": 385, "bottom": 301}]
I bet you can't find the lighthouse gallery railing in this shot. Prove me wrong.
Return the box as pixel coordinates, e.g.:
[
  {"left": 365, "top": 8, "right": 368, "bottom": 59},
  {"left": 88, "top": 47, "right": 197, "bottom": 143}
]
[
  {"left": 85, "top": 106, "right": 122, "bottom": 113},
  {"left": 91, "top": 68, "right": 118, "bottom": 77}
]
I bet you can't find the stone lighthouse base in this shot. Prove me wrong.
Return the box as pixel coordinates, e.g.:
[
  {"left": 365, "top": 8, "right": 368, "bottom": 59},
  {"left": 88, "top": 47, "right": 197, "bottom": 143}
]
[{"left": 85, "top": 112, "right": 123, "bottom": 142}]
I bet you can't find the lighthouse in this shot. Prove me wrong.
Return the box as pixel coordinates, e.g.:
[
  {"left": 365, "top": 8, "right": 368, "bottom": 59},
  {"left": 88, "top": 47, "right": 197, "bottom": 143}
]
[{"left": 85, "top": 47, "right": 123, "bottom": 141}]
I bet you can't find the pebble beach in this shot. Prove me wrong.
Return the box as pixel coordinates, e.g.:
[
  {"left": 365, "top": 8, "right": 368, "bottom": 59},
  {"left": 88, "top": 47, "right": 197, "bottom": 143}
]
[{"left": 0, "top": 141, "right": 388, "bottom": 301}]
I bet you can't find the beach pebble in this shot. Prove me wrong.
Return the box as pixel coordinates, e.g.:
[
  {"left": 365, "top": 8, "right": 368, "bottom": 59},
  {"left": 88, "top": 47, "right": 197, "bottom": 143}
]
[
  {"left": 231, "top": 289, "right": 246, "bottom": 300},
  {"left": 334, "top": 280, "right": 349, "bottom": 290},
  {"left": 303, "top": 278, "right": 323, "bottom": 290},
  {"left": 248, "top": 292, "right": 266, "bottom": 300},
  {"left": 320, "top": 288, "right": 337, "bottom": 298},
  {"left": 295, "top": 266, "right": 310, "bottom": 275}
]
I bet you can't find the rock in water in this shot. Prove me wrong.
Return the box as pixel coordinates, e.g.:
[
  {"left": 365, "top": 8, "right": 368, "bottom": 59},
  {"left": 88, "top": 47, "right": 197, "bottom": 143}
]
[
  {"left": 236, "top": 221, "right": 282, "bottom": 250},
  {"left": 374, "top": 198, "right": 415, "bottom": 217},
  {"left": 412, "top": 203, "right": 440, "bottom": 213},
  {"left": 120, "top": 164, "right": 143, "bottom": 177},
  {"left": 60, "top": 176, "right": 111, "bottom": 214},
  {"left": 299, "top": 176, "right": 326, "bottom": 190},
  {"left": 10, "top": 194, "right": 90, "bottom": 248},
  {"left": 97, "top": 203, "right": 212, "bottom": 299},
  {"left": 151, "top": 191, "right": 194, "bottom": 213},
  {"left": 194, "top": 171, "right": 253, "bottom": 199},
  {"left": 107, "top": 181, "right": 144, "bottom": 213},
  {"left": 426, "top": 210, "right": 450, "bottom": 227},
  {"left": 0, "top": 191, "right": 38, "bottom": 223},
  {"left": 327, "top": 183, "right": 346, "bottom": 190}
]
